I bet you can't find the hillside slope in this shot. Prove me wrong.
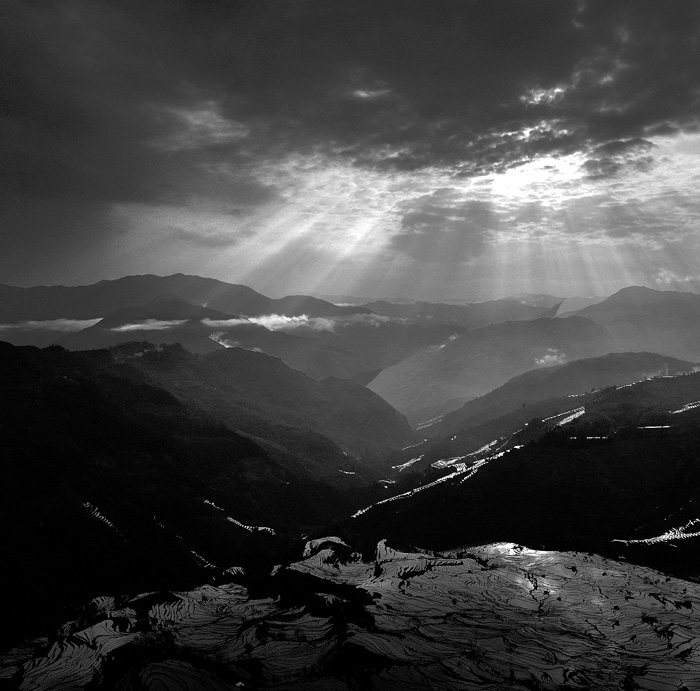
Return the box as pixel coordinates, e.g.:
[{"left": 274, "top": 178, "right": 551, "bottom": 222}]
[
  {"left": 426, "top": 351, "right": 697, "bottom": 437},
  {"left": 118, "top": 343, "right": 417, "bottom": 469},
  {"left": 0, "top": 341, "right": 368, "bottom": 646},
  {"left": 340, "top": 371, "right": 700, "bottom": 580},
  {"left": 368, "top": 316, "right": 615, "bottom": 425},
  {"left": 573, "top": 286, "right": 700, "bottom": 360}
]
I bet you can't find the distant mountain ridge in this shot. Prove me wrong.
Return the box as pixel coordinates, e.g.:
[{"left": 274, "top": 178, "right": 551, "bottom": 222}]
[
  {"left": 570, "top": 285, "right": 700, "bottom": 361},
  {"left": 117, "top": 342, "right": 417, "bottom": 470},
  {"left": 1, "top": 274, "right": 565, "bottom": 384},
  {"left": 358, "top": 297, "right": 560, "bottom": 328},
  {"left": 0, "top": 273, "right": 371, "bottom": 322},
  {"left": 54, "top": 299, "right": 384, "bottom": 381}
]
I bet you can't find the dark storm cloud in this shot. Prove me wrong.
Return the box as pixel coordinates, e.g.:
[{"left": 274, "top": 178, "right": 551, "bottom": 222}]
[
  {"left": 0, "top": 0, "right": 276, "bottom": 283},
  {"left": 0, "top": 1, "right": 181, "bottom": 203},
  {"left": 2, "top": 0, "right": 700, "bottom": 285},
  {"left": 164, "top": 0, "right": 700, "bottom": 173},
  {"left": 4, "top": 1, "right": 699, "bottom": 183},
  {"left": 7, "top": 1, "right": 699, "bottom": 189}
]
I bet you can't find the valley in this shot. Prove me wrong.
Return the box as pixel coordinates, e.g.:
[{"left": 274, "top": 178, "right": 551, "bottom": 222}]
[
  {"left": 4, "top": 276, "right": 700, "bottom": 689},
  {"left": 6, "top": 3, "right": 700, "bottom": 687}
]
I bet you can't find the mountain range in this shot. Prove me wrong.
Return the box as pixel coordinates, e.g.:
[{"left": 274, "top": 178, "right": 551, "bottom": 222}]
[
  {"left": 0, "top": 274, "right": 562, "bottom": 385},
  {"left": 0, "top": 339, "right": 411, "bottom": 645},
  {"left": 370, "top": 285, "right": 700, "bottom": 425},
  {"left": 368, "top": 315, "right": 615, "bottom": 425},
  {"left": 0, "top": 273, "right": 371, "bottom": 322},
  {"left": 359, "top": 296, "right": 560, "bottom": 327},
  {"left": 7, "top": 275, "right": 700, "bottom": 687}
]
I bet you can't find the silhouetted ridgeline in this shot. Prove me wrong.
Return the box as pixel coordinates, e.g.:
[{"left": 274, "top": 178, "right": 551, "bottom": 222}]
[
  {"left": 0, "top": 340, "right": 399, "bottom": 645},
  {"left": 0, "top": 274, "right": 372, "bottom": 322}
]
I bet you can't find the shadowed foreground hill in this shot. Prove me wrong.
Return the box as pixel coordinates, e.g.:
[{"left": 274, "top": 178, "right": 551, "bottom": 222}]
[
  {"left": 4, "top": 540, "right": 700, "bottom": 689},
  {"left": 6, "top": 349, "right": 700, "bottom": 687},
  {"left": 0, "top": 341, "right": 387, "bottom": 646},
  {"left": 115, "top": 343, "right": 417, "bottom": 470}
]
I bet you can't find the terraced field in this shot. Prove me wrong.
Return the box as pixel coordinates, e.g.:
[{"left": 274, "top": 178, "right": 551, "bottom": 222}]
[{"left": 4, "top": 540, "right": 700, "bottom": 689}]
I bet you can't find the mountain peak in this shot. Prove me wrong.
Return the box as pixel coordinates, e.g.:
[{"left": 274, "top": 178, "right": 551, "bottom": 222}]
[{"left": 606, "top": 285, "right": 699, "bottom": 305}]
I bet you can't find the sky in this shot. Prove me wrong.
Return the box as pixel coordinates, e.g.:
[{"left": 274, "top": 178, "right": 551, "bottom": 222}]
[{"left": 3, "top": 0, "right": 700, "bottom": 300}]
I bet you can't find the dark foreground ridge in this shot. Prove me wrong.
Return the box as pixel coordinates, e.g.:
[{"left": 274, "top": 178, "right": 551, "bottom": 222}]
[
  {"left": 0, "top": 340, "right": 397, "bottom": 647},
  {"left": 3, "top": 539, "right": 699, "bottom": 690}
]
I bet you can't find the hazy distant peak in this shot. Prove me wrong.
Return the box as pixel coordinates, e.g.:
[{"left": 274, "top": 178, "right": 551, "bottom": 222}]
[
  {"left": 606, "top": 285, "right": 700, "bottom": 304},
  {"left": 0, "top": 274, "right": 378, "bottom": 322},
  {"left": 572, "top": 285, "right": 700, "bottom": 319}
]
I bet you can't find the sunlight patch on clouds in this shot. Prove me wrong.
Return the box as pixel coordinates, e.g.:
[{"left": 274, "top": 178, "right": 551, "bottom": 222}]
[
  {"left": 653, "top": 268, "right": 700, "bottom": 292},
  {"left": 487, "top": 153, "right": 588, "bottom": 204},
  {"left": 520, "top": 86, "right": 567, "bottom": 105},
  {"left": 253, "top": 314, "right": 337, "bottom": 331},
  {"left": 107, "top": 128, "right": 700, "bottom": 300},
  {"left": 534, "top": 349, "right": 568, "bottom": 367}
]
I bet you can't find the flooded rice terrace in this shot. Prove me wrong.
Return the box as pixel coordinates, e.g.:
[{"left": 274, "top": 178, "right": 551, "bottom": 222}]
[{"left": 8, "top": 539, "right": 700, "bottom": 690}]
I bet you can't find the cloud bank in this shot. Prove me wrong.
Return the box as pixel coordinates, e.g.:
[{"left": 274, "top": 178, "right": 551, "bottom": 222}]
[
  {"left": 0, "top": 319, "right": 102, "bottom": 332},
  {"left": 110, "top": 319, "right": 188, "bottom": 332},
  {"left": 202, "top": 314, "right": 406, "bottom": 334},
  {"left": 534, "top": 349, "right": 569, "bottom": 367}
]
